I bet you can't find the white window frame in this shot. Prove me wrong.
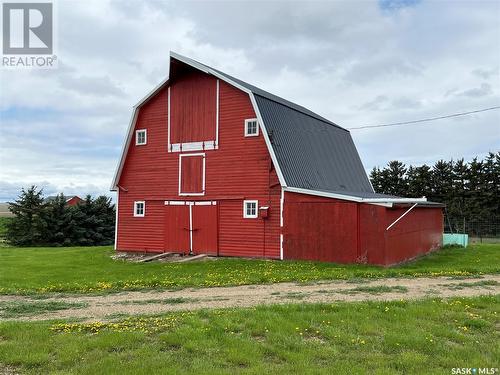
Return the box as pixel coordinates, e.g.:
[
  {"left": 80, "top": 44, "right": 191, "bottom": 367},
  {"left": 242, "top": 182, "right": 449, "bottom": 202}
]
[
  {"left": 244, "top": 118, "right": 259, "bottom": 137},
  {"left": 178, "top": 153, "right": 206, "bottom": 196},
  {"left": 243, "top": 200, "right": 258, "bottom": 219},
  {"left": 134, "top": 201, "right": 145, "bottom": 217},
  {"left": 135, "top": 129, "right": 147, "bottom": 145}
]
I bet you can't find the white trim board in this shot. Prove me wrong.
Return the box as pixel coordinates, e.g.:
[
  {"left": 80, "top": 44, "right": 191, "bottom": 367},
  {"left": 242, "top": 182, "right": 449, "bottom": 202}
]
[
  {"left": 280, "top": 234, "right": 284, "bottom": 261},
  {"left": 189, "top": 204, "right": 193, "bottom": 254},
  {"left": 165, "top": 201, "right": 216, "bottom": 206},
  {"left": 171, "top": 141, "right": 216, "bottom": 152},
  {"left": 279, "top": 187, "right": 284, "bottom": 260},
  {"left": 215, "top": 79, "right": 219, "bottom": 148},
  {"left": 114, "top": 190, "right": 119, "bottom": 250},
  {"left": 167, "top": 86, "right": 171, "bottom": 152}
]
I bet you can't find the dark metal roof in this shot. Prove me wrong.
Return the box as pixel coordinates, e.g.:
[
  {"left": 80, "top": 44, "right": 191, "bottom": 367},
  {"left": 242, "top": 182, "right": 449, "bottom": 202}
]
[{"left": 254, "top": 95, "right": 374, "bottom": 193}]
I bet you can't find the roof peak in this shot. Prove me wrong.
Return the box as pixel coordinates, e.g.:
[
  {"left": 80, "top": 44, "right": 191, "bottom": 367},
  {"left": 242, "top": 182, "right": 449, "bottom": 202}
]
[{"left": 169, "top": 51, "right": 347, "bottom": 132}]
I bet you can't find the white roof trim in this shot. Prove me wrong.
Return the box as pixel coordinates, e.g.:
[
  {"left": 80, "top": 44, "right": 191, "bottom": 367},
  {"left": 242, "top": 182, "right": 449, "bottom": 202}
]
[
  {"left": 111, "top": 109, "right": 138, "bottom": 190},
  {"left": 135, "top": 77, "right": 170, "bottom": 109},
  {"left": 111, "top": 52, "right": 288, "bottom": 191},
  {"left": 283, "top": 186, "right": 428, "bottom": 207},
  {"left": 363, "top": 197, "right": 428, "bottom": 203}
]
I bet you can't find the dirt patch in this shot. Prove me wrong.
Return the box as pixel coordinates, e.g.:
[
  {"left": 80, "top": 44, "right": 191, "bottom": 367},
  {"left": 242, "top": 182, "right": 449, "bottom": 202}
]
[
  {"left": 0, "top": 275, "right": 498, "bottom": 322},
  {"left": 0, "top": 364, "right": 20, "bottom": 375}
]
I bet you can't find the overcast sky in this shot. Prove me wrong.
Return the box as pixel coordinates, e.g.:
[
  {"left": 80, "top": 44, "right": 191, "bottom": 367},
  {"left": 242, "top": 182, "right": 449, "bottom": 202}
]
[{"left": 1, "top": 0, "right": 499, "bottom": 201}]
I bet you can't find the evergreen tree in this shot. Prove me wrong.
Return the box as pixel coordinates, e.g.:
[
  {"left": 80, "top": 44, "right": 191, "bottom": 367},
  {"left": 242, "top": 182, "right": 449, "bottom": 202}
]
[
  {"left": 69, "top": 195, "right": 115, "bottom": 246},
  {"left": 369, "top": 167, "right": 383, "bottom": 192},
  {"left": 482, "top": 152, "right": 500, "bottom": 219},
  {"left": 6, "top": 186, "right": 47, "bottom": 246},
  {"left": 70, "top": 196, "right": 96, "bottom": 245},
  {"left": 448, "top": 159, "right": 468, "bottom": 232},
  {"left": 431, "top": 160, "right": 454, "bottom": 203},
  {"left": 92, "top": 195, "right": 115, "bottom": 245},
  {"left": 43, "top": 194, "right": 74, "bottom": 246},
  {"left": 465, "top": 157, "right": 485, "bottom": 234},
  {"left": 384, "top": 160, "right": 408, "bottom": 196},
  {"left": 407, "top": 164, "right": 432, "bottom": 198}
]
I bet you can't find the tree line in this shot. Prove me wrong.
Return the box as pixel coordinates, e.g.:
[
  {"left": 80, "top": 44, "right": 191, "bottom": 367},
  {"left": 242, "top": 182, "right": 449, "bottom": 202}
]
[
  {"left": 6, "top": 186, "right": 115, "bottom": 246},
  {"left": 370, "top": 152, "right": 499, "bottom": 236}
]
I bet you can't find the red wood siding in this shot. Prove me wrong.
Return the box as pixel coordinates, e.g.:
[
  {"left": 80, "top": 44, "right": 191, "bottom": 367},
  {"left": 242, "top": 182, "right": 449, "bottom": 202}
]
[
  {"left": 180, "top": 154, "right": 204, "bottom": 194},
  {"left": 358, "top": 204, "right": 386, "bottom": 264},
  {"left": 283, "top": 192, "right": 359, "bottom": 263},
  {"left": 117, "top": 199, "right": 165, "bottom": 252},
  {"left": 284, "top": 192, "right": 443, "bottom": 265},
  {"left": 117, "top": 75, "right": 280, "bottom": 258},
  {"left": 170, "top": 70, "right": 216, "bottom": 144},
  {"left": 384, "top": 206, "right": 443, "bottom": 265}
]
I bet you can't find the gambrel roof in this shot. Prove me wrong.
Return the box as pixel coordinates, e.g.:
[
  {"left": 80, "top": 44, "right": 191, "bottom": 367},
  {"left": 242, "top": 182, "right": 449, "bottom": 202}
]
[{"left": 112, "top": 52, "right": 433, "bottom": 206}]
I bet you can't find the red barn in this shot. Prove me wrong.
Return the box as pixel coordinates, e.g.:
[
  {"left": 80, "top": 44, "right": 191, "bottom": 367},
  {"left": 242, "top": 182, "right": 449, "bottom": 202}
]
[
  {"left": 66, "top": 196, "right": 83, "bottom": 206},
  {"left": 111, "top": 53, "right": 443, "bottom": 265},
  {"left": 44, "top": 195, "right": 83, "bottom": 206}
]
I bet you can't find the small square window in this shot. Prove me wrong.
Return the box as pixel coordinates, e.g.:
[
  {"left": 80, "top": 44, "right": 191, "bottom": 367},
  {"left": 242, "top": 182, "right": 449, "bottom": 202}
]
[
  {"left": 244, "top": 119, "right": 259, "bottom": 137},
  {"left": 134, "top": 201, "right": 145, "bottom": 217},
  {"left": 243, "top": 200, "right": 258, "bottom": 218},
  {"left": 136, "top": 129, "right": 147, "bottom": 145}
]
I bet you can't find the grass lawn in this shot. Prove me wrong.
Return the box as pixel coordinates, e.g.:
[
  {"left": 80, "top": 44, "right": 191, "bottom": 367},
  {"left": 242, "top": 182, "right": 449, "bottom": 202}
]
[
  {"left": 0, "top": 296, "right": 498, "bottom": 374},
  {"left": 0, "top": 243, "right": 499, "bottom": 295}
]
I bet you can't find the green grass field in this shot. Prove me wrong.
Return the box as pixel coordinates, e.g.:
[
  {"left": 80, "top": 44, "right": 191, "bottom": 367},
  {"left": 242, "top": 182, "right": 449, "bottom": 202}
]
[
  {"left": 0, "top": 243, "right": 499, "bottom": 295},
  {"left": 0, "top": 296, "right": 497, "bottom": 374}
]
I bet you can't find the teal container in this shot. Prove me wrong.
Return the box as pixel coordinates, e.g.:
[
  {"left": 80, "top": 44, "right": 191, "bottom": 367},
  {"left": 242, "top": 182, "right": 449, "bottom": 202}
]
[{"left": 443, "top": 233, "right": 469, "bottom": 247}]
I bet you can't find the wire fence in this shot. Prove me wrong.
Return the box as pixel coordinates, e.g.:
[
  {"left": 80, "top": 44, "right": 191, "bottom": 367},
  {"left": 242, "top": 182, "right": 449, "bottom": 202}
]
[{"left": 444, "top": 216, "right": 500, "bottom": 238}]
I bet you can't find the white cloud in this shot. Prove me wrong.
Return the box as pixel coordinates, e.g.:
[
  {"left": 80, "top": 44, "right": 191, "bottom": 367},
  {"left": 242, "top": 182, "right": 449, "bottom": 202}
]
[{"left": 0, "top": 0, "right": 499, "bottom": 201}]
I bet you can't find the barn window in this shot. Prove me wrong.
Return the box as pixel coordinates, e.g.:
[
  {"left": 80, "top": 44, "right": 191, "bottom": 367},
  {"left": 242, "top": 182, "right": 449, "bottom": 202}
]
[
  {"left": 136, "top": 129, "right": 147, "bottom": 145},
  {"left": 243, "top": 200, "right": 258, "bottom": 218},
  {"left": 134, "top": 201, "right": 145, "bottom": 217},
  {"left": 244, "top": 119, "right": 259, "bottom": 137}
]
